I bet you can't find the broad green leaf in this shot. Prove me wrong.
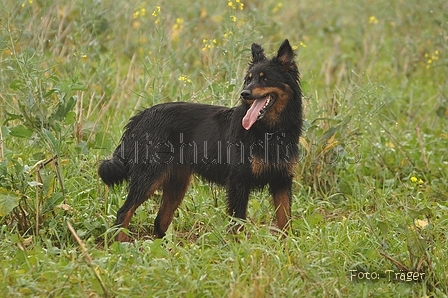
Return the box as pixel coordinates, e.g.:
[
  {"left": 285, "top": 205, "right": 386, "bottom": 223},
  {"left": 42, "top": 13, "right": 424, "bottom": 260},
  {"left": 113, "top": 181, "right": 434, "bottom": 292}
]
[
  {"left": 0, "top": 188, "right": 22, "bottom": 216},
  {"left": 43, "top": 192, "right": 64, "bottom": 213},
  {"left": 51, "top": 96, "right": 77, "bottom": 122},
  {"left": 1, "top": 126, "right": 10, "bottom": 138},
  {"left": 64, "top": 96, "right": 77, "bottom": 116},
  {"left": 70, "top": 83, "right": 87, "bottom": 91},
  {"left": 9, "top": 79, "right": 24, "bottom": 90},
  {"left": 376, "top": 219, "right": 389, "bottom": 237},
  {"left": 5, "top": 112, "right": 23, "bottom": 123},
  {"left": 41, "top": 128, "right": 58, "bottom": 153},
  {"left": 65, "top": 111, "right": 76, "bottom": 125},
  {"left": 43, "top": 88, "right": 58, "bottom": 98},
  {"left": 9, "top": 125, "right": 33, "bottom": 138}
]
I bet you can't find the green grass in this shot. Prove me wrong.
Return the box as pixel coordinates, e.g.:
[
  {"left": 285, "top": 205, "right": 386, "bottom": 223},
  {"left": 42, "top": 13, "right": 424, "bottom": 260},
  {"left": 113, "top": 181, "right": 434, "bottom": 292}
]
[{"left": 1, "top": 0, "right": 447, "bottom": 296}]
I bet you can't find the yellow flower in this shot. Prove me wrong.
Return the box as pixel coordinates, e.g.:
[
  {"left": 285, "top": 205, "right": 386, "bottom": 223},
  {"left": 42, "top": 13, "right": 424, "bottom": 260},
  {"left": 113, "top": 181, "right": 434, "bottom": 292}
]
[
  {"left": 410, "top": 176, "right": 424, "bottom": 186},
  {"left": 432, "top": 51, "right": 439, "bottom": 61},
  {"left": 385, "top": 142, "right": 394, "bottom": 148},
  {"left": 22, "top": 0, "right": 33, "bottom": 6},
  {"left": 202, "top": 39, "right": 216, "bottom": 51},
  {"left": 152, "top": 6, "right": 161, "bottom": 17},
  {"left": 235, "top": 0, "right": 244, "bottom": 10},
  {"left": 151, "top": 6, "right": 161, "bottom": 24},
  {"left": 230, "top": 15, "right": 236, "bottom": 22},
  {"left": 369, "top": 16, "right": 379, "bottom": 25},
  {"left": 178, "top": 76, "right": 191, "bottom": 83},
  {"left": 228, "top": 1, "right": 243, "bottom": 11},
  {"left": 173, "top": 18, "right": 184, "bottom": 30},
  {"left": 425, "top": 50, "right": 440, "bottom": 68},
  {"left": 273, "top": 3, "right": 283, "bottom": 13},
  {"left": 223, "top": 30, "right": 233, "bottom": 39},
  {"left": 134, "top": 8, "right": 147, "bottom": 19}
]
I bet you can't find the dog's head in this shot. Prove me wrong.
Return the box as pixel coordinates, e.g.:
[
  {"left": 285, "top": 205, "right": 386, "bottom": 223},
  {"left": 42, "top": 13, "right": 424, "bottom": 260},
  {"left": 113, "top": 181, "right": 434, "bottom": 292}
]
[{"left": 241, "top": 39, "right": 300, "bottom": 130}]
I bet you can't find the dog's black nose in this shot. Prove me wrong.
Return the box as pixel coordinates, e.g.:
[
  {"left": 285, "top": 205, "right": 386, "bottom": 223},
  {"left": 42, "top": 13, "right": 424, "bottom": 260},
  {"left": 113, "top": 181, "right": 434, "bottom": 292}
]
[{"left": 241, "top": 90, "right": 251, "bottom": 98}]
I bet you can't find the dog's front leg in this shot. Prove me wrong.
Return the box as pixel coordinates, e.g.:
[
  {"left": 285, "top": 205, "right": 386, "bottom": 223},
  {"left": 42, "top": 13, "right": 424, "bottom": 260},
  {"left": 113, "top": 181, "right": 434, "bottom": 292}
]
[
  {"left": 226, "top": 183, "right": 250, "bottom": 231},
  {"left": 270, "top": 178, "right": 292, "bottom": 231}
]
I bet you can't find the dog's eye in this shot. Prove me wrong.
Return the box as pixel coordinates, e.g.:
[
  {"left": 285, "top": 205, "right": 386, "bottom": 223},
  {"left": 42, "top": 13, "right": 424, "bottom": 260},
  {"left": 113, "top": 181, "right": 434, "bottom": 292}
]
[{"left": 263, "top": 77, "right": 268, "bottom": 82}]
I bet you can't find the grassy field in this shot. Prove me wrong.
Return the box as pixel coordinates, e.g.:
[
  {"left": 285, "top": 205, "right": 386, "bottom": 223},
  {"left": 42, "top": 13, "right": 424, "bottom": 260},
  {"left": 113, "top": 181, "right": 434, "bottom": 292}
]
[{"left": 1, "top": 0, "right": 447, "bottom": 296}]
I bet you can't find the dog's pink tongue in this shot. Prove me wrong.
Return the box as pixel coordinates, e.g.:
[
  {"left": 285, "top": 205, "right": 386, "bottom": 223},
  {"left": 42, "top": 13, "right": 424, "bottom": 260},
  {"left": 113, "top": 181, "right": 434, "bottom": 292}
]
[{"left": 242, "top": 98, "right": 267, "bottom": 130}]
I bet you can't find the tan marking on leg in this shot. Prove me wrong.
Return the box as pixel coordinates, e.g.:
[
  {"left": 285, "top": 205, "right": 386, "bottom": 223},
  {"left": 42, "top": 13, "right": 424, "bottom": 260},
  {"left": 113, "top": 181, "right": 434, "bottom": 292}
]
[
  {"left": 117, "top": 173, "right": 168, "bottom": 242},
  {"left": 273, "top": 189, "right": 291, "bottom": 230},
  {"left": 156, "top": 197, "right": 183, "bottom": 234},
  {"left": 155, "top": 168, "right": 192, "bottom": 237},
  {"left": 117, "top": 205, "right": 137, "bottom": 242}
]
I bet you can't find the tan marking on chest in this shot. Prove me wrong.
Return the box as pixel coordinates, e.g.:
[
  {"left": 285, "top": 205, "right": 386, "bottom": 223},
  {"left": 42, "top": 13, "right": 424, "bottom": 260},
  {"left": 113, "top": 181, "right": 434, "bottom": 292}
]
[{"left": 250, "top": 157, "right": 296, "bottom": 177}]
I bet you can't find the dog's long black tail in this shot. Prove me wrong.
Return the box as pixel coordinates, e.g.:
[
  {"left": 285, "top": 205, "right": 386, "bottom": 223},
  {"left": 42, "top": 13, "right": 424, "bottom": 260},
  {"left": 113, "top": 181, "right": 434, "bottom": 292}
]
[{"left": 98, "top": 151, "right": 128, "bottom": 187}]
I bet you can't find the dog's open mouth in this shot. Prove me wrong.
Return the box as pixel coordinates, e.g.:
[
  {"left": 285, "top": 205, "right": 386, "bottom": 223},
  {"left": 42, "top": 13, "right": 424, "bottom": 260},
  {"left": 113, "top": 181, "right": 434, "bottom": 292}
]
[{"left": 242, "top": 93, "right": 275, "bottom": 130}]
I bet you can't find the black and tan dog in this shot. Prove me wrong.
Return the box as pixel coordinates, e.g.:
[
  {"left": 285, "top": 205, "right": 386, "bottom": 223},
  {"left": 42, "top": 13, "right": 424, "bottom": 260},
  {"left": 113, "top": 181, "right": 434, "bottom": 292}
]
[{"left": 99, "top": 39, "right": 303, "bottom": 241}]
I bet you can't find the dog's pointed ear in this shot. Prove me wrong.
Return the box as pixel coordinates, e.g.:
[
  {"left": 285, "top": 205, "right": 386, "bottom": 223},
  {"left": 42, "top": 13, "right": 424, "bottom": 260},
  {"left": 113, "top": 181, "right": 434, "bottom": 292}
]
[
  {"left": 276, "top": 39, "right": 295, "bottom": 70},
  {"left": 251, "top": 43, "right": 267, "bottom": 64}
]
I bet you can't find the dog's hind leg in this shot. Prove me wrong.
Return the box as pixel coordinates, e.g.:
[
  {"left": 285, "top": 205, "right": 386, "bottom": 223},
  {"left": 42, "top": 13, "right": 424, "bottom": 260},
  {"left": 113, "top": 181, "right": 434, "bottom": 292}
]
[
  {"left": 154, "top": 167, "right": 192, "bottom": 238},
  {"left": 116, "top": 173, "right": 166, "bottom": 242}
]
